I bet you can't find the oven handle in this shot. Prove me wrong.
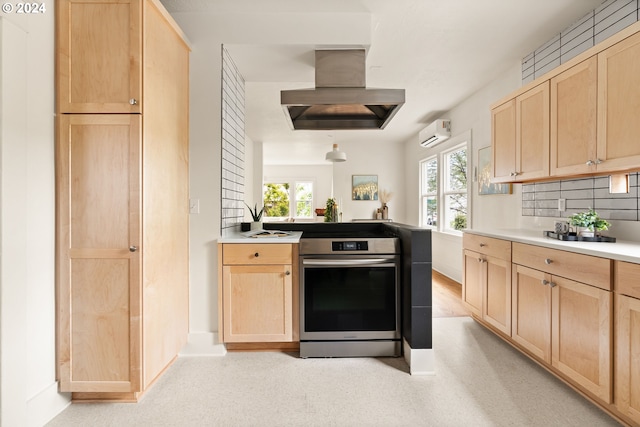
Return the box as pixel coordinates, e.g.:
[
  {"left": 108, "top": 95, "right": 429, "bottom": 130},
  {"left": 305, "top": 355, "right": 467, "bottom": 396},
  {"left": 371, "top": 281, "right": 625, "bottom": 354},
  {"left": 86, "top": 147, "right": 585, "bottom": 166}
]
[{"left": 302, "top": 258, "right": 396, "bottom": 266}]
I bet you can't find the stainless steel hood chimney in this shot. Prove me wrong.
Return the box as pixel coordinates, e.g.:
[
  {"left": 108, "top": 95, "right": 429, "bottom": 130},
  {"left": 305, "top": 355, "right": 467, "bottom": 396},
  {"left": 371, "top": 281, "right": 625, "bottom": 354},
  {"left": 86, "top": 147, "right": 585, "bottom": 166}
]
[{"left": 281, "top": 49, "right": 405, "bottom": 130}]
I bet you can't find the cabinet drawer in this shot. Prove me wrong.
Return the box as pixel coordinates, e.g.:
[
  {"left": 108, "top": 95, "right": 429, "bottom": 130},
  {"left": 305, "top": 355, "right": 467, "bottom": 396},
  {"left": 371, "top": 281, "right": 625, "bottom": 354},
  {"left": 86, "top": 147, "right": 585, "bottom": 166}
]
[
  {"left": 463, "top": 233, "right": 511, "bottom": 261},
  {"left": 223, "top": 243, "right": 292, "bottom": 265},
  {"left": 512, "top": 243, "right": 611, "bottom": 290},
  {"left": 615, "top": 261, "right": 640, "bottom": 299}
]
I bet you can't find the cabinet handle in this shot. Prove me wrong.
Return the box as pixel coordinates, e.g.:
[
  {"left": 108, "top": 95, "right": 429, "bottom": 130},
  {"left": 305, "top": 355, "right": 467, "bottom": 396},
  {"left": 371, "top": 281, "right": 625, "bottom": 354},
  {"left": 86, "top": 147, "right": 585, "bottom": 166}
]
[
  {"left": 510, "top": 171, "right": 520, "bottom": 177},
  {"left": 129, "top": 246, "right": 138, "bottom": 252},
  {"left": 541, "top": 279, "right": 549, "bottom": 286},
  {"left": 544, "top": 258, "right": 552, "bottom": 265},
  {"left": 595, "top": 158, "right": 602, "bottom": 165},
  {"left": 129, "top": 98, "right": 138, "bottom": 105},
  {"left": 479, "top": 243, "right": 486, "bottom": 247},
  {"left": 586, "top": 160, "right": 594, "bottom": 166},
  {"left": 285, "top": 271, "right": 291, "bottom": 276},
  {"left": 549, "top": 281, "right": 557, "bottom": 288},
  {"left": 477, "top": 258, "right": 485, "bottom": 263},
  {"left": 254, "top": 252, "right": 259, "bottom": 257}
]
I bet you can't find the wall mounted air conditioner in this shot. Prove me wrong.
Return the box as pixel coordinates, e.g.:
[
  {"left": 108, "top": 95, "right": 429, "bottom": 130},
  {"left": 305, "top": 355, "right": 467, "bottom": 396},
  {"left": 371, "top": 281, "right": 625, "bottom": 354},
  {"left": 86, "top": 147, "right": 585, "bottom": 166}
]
[{"left": 419, "top": 119, "right": 451, "bottom": 148}]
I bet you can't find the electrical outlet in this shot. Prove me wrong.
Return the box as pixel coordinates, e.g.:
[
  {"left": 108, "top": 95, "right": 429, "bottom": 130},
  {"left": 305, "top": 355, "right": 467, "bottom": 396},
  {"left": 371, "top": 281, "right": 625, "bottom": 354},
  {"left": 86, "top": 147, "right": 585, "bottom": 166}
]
[
  {"left": 189, "top": 198, "right": 200, "bottom": 214},
  {"left": 558, "top": 198, "right": 566, "bottom": 212}
]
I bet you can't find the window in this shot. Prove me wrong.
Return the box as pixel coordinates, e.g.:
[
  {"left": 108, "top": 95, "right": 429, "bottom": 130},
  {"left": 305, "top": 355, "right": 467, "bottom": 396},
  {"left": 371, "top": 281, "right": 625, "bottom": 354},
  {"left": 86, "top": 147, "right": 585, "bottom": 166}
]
[
  {"left": 443, "top": 146, "right": 467, "bottom": 232},
  {"left": 419, "top": 142, "right": 467, "bottom": 232},
  {"left": 420, "top": 157, "right": 438, "bottom": 227},
  {"left": 263, "top": 180, "right": 314, "bottom": 220}
]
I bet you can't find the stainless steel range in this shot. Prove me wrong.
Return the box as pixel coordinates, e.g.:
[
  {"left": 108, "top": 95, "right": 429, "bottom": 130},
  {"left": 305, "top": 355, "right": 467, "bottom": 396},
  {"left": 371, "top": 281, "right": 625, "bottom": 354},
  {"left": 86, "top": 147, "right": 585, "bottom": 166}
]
[{"left": 299, "top": 236, "right": 401, "bottom": 358}]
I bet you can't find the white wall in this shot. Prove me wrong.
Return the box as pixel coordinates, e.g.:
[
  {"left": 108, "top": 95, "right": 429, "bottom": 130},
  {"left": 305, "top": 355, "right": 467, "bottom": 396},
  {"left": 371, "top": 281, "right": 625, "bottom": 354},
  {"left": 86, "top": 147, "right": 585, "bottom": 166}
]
[
  {"left": 0, "top": 9, "right": 69, "bottom": 427},
  {"left": 403, "top": 62, "right": 523, "bottom": 282}
]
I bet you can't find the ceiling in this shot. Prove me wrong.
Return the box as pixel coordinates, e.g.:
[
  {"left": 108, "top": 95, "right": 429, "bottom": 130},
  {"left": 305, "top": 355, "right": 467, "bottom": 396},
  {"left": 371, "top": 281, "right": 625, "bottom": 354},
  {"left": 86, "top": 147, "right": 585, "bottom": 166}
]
[{"left": 160, "top": 0, "right": 603, "bottom": 165}]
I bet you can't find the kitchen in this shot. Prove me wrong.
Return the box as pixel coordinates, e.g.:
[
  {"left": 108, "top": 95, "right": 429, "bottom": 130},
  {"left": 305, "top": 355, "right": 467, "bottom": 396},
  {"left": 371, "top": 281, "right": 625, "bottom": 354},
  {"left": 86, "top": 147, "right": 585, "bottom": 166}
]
[{"left": 2, "top": 0, "right": 640, "bottom": 425}]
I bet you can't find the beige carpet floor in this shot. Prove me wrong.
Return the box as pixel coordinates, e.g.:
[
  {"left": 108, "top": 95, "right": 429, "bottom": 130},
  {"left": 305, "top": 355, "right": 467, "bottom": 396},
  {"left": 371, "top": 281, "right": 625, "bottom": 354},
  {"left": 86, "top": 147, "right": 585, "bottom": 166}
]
[{"left": 46, "top": 317, "right": 620, "bottom": 426}]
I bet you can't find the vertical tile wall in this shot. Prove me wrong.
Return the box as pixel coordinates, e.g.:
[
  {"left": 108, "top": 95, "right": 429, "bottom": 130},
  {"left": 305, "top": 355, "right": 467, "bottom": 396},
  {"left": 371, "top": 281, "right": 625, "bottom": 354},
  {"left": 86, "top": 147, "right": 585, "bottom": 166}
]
[
  {"left": 520, "top": 0, "right": 640, "bottom": 222},
  {"left": 221, "top": 48, "right": 246, "bottom": 232}
]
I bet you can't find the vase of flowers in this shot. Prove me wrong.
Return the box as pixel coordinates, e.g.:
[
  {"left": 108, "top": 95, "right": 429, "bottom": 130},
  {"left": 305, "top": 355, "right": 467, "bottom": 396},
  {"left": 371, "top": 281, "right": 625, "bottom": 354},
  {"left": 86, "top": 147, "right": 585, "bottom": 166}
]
[{"left": 568, "top": 208, "right": 610, "bottom": 237}]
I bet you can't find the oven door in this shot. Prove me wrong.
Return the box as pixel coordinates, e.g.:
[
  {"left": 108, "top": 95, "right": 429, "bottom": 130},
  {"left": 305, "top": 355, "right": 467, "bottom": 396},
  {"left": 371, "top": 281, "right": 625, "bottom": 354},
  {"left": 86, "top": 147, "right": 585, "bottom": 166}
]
[{"left": 300, "top": 255, "right": 401, "bottom": 341}]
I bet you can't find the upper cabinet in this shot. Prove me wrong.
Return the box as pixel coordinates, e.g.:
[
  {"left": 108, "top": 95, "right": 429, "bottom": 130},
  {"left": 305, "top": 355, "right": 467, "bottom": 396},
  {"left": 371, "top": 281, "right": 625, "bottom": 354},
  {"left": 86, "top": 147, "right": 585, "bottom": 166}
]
[
  {"left": 492, "top": 22, "right": 640, "bottom": 183},
  {"left": 550, "top": 56, "right": 597, "bottom": 177},
  {"left": 597, "top": 30, "right": 640, "bottom": 173},
  {"left": 56, "top": 0, "right": 142, "bottom": 113},
  {"left": 492, "top": 83, "right": 549, "bottom": 183}
]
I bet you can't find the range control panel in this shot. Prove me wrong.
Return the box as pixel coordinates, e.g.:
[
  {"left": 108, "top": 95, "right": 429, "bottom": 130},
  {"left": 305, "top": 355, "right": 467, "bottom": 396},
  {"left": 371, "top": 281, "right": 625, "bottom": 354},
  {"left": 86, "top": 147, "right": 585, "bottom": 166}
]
[{"left": 331, "top": 241, "right": 369, "bottom": 251}]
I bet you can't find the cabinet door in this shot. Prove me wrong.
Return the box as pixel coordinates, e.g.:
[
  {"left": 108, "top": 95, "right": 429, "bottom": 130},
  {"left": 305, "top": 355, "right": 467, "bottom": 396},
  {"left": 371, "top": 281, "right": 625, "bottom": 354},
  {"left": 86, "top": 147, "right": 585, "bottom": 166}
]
[
  {"left": 57, "top": 0, "right": 142, "bottom": 113},
  {"left": 597, "top": 31, "right": 640, "bottom": 172},
  {"left": 550, "top": 56, "right": 598, "bottom": 177},
  {"left": 512, "top": 265, "right": 551, "bottom": 363},
  {"left": 515, "top": 82, "right": 550, "bottom": 181},
  {"left": 57, "top": 114, "right": 142, "bottom": 393},
  {"left": 484, "top": 255, "right": 511, "bottom": 336},
  {"left": 462, "top": 249, "right": 484, "bottom": 317},
  {"left": 222, "top": 264, "right": 293, "bottom": 343},
  {"left": 615, "top": 294, "right": 640, "bottom": 424},
  {"left": 491, "top": 100, "right": 516, "bottom": 183},
  {"left": 551, "top": 276, "right": 612, "bottom": 403}
]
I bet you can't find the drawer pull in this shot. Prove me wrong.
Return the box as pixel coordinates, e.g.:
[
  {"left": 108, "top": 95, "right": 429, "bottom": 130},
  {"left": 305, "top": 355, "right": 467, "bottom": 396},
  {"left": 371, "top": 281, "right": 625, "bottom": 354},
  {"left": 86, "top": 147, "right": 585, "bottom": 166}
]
[
  {"left": 254, "top": 252, "right": 259, "bottom": 257},
  {"left": 479, "top": 243, "right": 486, "bottom": 247},
  {"left": 541, "top": 279, "right": 549, "bottom": 286},
  {"left": 544, "top": 258, "right": 552, "bottom": 265}
]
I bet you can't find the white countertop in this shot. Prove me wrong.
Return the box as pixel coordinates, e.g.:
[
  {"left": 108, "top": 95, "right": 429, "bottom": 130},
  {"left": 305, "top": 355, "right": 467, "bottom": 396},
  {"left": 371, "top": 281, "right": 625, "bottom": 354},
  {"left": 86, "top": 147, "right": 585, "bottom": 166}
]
[
  {"left": 464, "top": 228, "right": 640, "bottom": 263},
  {"left": 218, "top": 229, "right": 303, "bottom": 244}
]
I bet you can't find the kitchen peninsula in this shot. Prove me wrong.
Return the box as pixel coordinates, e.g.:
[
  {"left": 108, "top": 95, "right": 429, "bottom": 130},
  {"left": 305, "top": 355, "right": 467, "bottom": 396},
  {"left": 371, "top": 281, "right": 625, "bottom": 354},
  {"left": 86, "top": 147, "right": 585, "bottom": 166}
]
[{"left": 218, "top": 222, "right": 433, "bottom": 375}]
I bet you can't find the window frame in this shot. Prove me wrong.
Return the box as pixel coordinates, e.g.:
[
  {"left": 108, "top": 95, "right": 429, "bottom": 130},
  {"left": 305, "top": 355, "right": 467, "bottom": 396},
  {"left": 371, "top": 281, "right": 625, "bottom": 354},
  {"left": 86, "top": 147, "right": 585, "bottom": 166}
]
[
  {"left": 418, "top": 134, "right": 469, "bottom": 235},
  {"left": 262, "top": 178, "right": 315, "bottom": 221}
]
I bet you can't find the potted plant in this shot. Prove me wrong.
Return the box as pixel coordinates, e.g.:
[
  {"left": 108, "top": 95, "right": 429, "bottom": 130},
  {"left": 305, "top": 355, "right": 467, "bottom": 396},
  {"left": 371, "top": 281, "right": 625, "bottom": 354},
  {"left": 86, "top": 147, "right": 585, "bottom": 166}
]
[
  {"left": 324, "top": 198, "right": 337, "bottom": 223},
  {"left": 568, "top": 208, "right": 610, "bottom": 237},
  {"left": 244, "top": 202, "right": 264, "bottom": 230}
]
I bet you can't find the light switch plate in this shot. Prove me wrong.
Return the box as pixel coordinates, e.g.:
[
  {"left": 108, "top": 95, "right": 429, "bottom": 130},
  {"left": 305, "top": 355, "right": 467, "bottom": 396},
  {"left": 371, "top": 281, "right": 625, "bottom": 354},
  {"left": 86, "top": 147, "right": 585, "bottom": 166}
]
[
  {"left": 189, "top": 198, "right": 200, "bottom": 214},
  {"left": 558, "top": 198, "right": 566, "bottom": 212}
]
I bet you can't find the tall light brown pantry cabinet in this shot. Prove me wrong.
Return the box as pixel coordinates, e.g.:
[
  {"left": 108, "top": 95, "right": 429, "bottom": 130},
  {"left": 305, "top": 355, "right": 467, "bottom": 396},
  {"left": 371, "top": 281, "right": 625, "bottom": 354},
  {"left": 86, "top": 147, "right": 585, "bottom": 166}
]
[{"left": 55, "top": 0, "right": 190, "bottom": 402}]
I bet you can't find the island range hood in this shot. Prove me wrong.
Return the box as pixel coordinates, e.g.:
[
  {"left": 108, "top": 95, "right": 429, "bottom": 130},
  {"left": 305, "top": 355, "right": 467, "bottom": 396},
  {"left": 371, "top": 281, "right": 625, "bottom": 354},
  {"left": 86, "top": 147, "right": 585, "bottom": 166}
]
[{"left": 281, "top": 49, "right": 405, "bottom": 130}]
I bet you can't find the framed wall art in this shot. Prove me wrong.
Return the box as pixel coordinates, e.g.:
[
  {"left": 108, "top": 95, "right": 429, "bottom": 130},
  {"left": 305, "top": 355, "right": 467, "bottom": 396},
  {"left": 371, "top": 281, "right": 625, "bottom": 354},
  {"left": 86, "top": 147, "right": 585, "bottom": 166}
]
[
  {"left": 352, "top": 175, "right": 378, "bottom": 200},
  {"left": 478, "top": 147, "right": 512, "bottom": 195}
]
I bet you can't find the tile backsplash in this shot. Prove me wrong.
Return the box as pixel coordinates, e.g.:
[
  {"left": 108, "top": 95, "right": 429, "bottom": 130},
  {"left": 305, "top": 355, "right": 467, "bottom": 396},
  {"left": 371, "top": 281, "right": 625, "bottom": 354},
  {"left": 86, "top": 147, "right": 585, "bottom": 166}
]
[
  {"left": 522, "top": 0, "right": 639, "bottom": 83},
  {"left": 522, "top": 174, "right": 639, "bottom": 221},
  {"left": 221, "top": 47, "right": 246, "bottom": 232}
]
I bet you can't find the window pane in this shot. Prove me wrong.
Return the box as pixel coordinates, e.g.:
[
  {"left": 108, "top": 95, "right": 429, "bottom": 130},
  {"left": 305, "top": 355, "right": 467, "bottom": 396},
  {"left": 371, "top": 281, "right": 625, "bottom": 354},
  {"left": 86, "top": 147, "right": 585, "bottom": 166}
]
[
  {"left": 295, "top": 182, "right": 313, "bottom": 218},
  {"left": 446, "top": 148, "right": 467, "bottom": 191},
  {"left": 421, "top": 158, "right": 437, "bottom": 194},
  {"left": 263, "top": 183, "right": 290, "bottom": 217},
  {"left": 422, "top": 196, "right": 437, "bottom": 226},
  {"left": 445, "top": 193, "right": 467, "bottom": 231}
]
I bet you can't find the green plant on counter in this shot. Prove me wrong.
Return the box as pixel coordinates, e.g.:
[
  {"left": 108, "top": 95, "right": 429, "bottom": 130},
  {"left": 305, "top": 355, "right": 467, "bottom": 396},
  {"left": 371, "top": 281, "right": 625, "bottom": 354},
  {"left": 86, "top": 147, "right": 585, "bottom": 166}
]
[
  {"left": 324, "top": 198, "right": 336, "bottom": 223},
  {"left": 245, "top": 202, "right": 264, "bottom": 222},
  {"left": 568, "top": 208, "right": 610, "bottom": 232}
]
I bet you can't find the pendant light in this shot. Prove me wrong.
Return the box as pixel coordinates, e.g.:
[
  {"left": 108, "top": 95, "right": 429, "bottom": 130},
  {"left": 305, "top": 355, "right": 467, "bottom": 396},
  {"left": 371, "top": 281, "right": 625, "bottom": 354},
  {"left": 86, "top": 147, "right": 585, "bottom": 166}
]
[{"left": 325, "top": 143, "right": 347, "bottom": 162}]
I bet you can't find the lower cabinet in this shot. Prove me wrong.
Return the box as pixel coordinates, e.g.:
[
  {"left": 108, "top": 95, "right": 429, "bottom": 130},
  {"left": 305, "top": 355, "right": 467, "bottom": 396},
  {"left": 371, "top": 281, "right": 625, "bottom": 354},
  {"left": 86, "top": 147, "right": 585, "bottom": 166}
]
[
  {"left": 218, "top": 243, "right": 298, "bottom": 344},
  {"left": 615, "top": 261, "right": 640, "bottom": 425},
  {"left": 512, "top": 243, "right": 612, "bottom": 403},
  {"left": 462, "top": 234, "right": 511, "bottom": 336}
]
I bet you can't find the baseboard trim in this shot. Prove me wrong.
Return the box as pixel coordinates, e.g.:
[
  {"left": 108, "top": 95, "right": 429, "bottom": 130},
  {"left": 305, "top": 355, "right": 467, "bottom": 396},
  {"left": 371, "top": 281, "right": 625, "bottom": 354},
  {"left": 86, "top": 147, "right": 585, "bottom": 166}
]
[
  {"left": 179, "top": 332, "right": 227, "bottom": 357},
  {"left": 402, "top": 339, "right": 435, "bottom": 376},
  {"left": 27, "top": 381, "right": 70, "bottom": 427}
]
